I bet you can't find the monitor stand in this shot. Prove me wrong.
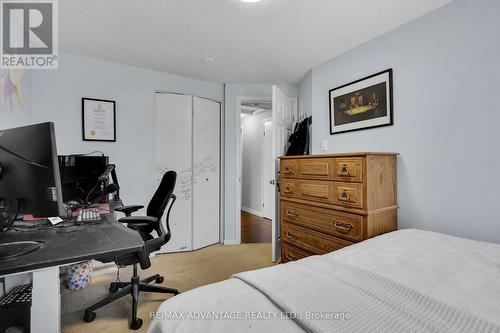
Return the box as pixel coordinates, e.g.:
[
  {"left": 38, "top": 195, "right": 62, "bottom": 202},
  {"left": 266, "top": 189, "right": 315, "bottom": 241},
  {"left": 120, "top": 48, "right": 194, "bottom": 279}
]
[{"left": 0, "top": 241, "right": 42, "bottom": 262}]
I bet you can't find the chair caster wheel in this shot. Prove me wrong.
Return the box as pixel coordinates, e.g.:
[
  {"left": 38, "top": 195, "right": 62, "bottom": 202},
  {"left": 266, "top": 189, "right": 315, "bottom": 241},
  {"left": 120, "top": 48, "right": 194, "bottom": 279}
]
[
  {"left": 174, "top": 290, "right": 180, "bottom": 296},
  {"left": 84, "top": 311, "right": 96, "bottom": 323},
  {"left": 155, "top": 276, "right": 164, "bottom": 284},
  {"left": 131, "top": 318, "right": 143, "bottom": 330}
]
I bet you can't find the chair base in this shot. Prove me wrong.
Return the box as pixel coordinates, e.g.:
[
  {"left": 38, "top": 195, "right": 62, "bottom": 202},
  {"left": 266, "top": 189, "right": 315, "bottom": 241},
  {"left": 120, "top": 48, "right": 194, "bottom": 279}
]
[{"left": 83, "top": 266, "right": 179, "bottom": 330}]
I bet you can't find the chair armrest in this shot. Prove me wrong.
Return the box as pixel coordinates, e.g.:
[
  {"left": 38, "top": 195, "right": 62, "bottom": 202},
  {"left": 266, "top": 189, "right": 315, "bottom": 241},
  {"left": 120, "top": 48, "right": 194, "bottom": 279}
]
[
  {"left": 114, "top": 205, "right": 144, "bottom": 216},
  {"left": 118, "top": 216, "right": 158, "bottom": 225}
]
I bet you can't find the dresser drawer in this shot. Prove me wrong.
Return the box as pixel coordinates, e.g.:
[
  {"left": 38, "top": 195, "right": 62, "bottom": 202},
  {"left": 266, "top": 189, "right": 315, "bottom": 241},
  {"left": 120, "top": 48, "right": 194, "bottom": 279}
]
[
  {"left": 282, "top": 202, "right": 363, "bottom": 242},
  {"left": 280, "top": 160, "right": 297, "bottom": 178},
  {"left": 282, "top": 243, "right": 313, "bottom": 263},
  {"left": 333, "top": 182, "right": 364, "bottom": 209},
  {"left": 297, "top": 179, "right": 334, "bottom": 204},
  {"left": 333, "top": 158, "right": 364, "bottom": 182},
  {"left": 281, "top": 179, "right": 298, "bottom": 198},
  {"left": 282, "top": 222, "right": 353, "bottom": 254},
  {"left": 297, "top": 158, "right": 333, "bottom": 180}
]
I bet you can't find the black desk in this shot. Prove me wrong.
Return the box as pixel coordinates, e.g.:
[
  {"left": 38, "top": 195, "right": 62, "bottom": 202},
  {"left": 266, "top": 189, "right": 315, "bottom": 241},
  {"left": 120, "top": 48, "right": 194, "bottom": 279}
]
[
  {"left": 0, "top": 207, "right": 145, "bottom": 333},
  {"left": 0, "top": 213, "right": 145, "bottom": 276}
]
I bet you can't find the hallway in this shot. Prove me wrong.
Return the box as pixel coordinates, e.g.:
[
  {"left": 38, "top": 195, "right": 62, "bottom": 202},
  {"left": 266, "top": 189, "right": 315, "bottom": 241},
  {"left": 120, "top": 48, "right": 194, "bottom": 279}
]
[{"left": 241, "top": 211, "right": 272, "bottom": 243}]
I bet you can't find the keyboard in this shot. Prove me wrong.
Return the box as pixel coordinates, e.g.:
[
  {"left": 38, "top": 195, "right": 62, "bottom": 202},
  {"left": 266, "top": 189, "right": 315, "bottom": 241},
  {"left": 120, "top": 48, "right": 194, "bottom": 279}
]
[{"left": 76, "top": 209, "right": 101, "bottom": 223}]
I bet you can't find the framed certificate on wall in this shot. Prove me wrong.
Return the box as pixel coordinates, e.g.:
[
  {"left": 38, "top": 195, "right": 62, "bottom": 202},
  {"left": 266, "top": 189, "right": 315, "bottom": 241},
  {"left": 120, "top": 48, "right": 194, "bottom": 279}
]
[{"left": 82, "top": 98, "right": 116, "bottom": 142}]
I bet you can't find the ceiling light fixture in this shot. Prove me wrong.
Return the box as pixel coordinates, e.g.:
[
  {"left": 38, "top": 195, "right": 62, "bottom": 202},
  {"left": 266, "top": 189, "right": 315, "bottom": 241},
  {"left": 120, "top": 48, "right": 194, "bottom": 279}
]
[
  {"left": 241, "top": 0, "right": 261, "bottom": 3},
  {"left": 202, "top": 57, "right": 215, "bottom": 65}
]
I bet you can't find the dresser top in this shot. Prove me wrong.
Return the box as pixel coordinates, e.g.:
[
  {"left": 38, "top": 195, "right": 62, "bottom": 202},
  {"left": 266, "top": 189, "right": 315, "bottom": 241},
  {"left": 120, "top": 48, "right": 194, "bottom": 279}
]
[{"left": 279, "top": 152, "right": 399, "bottom": 159}]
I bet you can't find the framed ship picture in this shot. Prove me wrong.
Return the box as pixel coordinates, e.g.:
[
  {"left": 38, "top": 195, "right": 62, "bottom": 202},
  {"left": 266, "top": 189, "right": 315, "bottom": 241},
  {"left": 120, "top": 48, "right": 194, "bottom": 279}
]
[{"left": 329, "top": 69, "right": 393, "bottom": 134}]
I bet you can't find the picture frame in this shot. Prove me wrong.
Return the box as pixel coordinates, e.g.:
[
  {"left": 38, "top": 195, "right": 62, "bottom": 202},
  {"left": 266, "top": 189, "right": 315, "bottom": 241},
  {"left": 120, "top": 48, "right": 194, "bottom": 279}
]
[
  {"left": 82, "top": 98, "right": 116, "bottom": 142},
  {"left": 329, "top": 69, "right": 393, "bottom": 135}
]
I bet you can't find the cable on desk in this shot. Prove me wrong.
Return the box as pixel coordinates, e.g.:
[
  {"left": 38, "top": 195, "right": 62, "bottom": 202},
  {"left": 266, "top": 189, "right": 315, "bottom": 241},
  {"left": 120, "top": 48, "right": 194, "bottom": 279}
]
[
  {"left": 0, "top": 201, "right": 23, "bottom": 236},
  {"left": 73, "top": 151, "right": 105, "bottom": 156}
]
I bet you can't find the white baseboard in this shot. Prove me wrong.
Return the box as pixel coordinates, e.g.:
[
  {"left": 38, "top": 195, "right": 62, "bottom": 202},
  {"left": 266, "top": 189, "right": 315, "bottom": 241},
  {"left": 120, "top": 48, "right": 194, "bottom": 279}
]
[
  {"left": 241, "top": 206, "right": 263, "bottom": 217},
  {"left": 223, "top": 239, "right": 241, "bottom": 245}
]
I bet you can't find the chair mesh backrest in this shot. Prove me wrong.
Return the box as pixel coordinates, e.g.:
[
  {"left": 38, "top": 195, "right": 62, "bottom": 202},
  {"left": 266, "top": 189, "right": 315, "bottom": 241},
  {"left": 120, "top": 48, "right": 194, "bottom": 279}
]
[{"left": 146, "top": 171, "right": 177, "bottom": 220}]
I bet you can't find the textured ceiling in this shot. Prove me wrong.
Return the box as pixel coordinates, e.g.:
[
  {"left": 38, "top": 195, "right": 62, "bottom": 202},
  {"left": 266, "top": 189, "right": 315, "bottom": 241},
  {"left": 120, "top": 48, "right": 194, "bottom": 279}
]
[{"left": 60, "top": 0, "right": 452, "bottom": 84}]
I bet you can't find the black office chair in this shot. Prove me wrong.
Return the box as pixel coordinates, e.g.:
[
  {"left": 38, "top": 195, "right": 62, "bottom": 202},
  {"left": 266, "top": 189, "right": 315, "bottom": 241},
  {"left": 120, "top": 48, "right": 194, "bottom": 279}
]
[{"left": 83, "top": 171, "right": 180, "bottom": 330}]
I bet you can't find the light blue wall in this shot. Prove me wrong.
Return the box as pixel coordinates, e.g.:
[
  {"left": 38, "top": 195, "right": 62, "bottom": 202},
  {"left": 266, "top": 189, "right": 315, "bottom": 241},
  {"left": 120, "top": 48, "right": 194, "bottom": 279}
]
[
  {"left": 28, "top": 53, "right": 223, "bottom": 212},
  {"left": 307, "top": 0, "right": 500, "bottom": 243},
  {"left": 298, "top": 70, "right": 312, "bottom": 117},
  {"left": 224, "top": 84, "right": 298, "bottom": 243}
]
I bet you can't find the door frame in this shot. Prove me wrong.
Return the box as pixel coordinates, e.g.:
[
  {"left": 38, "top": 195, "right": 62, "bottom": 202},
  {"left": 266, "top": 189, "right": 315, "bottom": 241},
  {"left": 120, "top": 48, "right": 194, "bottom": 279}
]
[
  {"left": 261, "top": 117, "right": 273, "bottom": 220},
  {"left": 235, "top": 96, "right": 272, "bottom": 245}
]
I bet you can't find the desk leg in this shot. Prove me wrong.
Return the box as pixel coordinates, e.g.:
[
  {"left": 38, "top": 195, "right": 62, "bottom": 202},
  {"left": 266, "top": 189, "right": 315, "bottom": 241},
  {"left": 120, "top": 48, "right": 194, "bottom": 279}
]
[{"left": 31, "top": 266, "right": 61, "bottom": 333}]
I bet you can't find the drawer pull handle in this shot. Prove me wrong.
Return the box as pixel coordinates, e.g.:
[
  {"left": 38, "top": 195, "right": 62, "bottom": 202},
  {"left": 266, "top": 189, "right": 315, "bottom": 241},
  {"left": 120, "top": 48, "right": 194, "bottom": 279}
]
[
  {"left": 339, "top": 164, "right": 350, "bottom": 176},
  {"left": 283, "top": 185, "right": 294, "bottom": 194},
  {"left": 286, "top": 232, "right": 298, "bottom": 241},
  {"left": 339, "top": 191, "right": 350, "bottom": 201},
  {"left": 286, "top": 254, "right": 297, "bottom": 261},
  {"left": 283, "top": 167, "right": 293, "bottom": 175},
  {"left": 286, "top": 210, "right": 299, "bottom": 218},
  {"left": 334, "top": 221, "right": 353, "bottom": 233}
]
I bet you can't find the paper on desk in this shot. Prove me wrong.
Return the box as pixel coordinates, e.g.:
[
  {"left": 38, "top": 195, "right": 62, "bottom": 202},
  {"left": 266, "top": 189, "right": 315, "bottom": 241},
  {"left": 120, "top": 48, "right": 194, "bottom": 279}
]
[{"left": 48, "top": 217, "right": 64, "bottom": 225}]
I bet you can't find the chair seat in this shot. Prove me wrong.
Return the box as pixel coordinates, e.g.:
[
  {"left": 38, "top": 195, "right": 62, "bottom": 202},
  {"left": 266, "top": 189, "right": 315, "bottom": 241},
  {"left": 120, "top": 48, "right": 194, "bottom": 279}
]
[{"left": 118, "top": 216, "right": 158, "bottom": 235}]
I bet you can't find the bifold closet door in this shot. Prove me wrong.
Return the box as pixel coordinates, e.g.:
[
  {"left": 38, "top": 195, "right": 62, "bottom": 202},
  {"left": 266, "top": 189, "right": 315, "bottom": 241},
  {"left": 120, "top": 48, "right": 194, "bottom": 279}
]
[
  {"left": 155, "top": 93, "right": 192, "bottom": 252},
  {"left": 192, "top": 97, "right": 220, "bottom": 250}
]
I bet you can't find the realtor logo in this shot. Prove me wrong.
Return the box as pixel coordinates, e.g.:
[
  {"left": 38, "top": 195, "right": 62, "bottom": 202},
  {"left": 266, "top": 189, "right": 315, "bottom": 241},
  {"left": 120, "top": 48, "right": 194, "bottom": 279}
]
[{"left": 1, "top": 0, "right": 58, "bottom": 69}]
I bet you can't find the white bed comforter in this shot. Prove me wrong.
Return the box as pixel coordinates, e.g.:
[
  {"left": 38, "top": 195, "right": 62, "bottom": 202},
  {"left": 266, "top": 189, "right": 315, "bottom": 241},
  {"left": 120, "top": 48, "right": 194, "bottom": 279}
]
[{"left": 148, "top": 229, "right": 500, "bottom": 333}]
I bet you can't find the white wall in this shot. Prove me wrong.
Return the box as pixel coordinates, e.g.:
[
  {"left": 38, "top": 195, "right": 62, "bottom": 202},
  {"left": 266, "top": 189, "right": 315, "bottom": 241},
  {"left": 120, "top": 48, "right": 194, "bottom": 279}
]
[
  {"left": 8, "top": 53, "right": 223, "bottom": 212},
  {"left": 304, "top": 0, "right": 500, "bottom": 243},
  {"left": 241, "top": 110, "right": 272, "bottom": 214},
  {"left": 223, "top": 84, "right": 298, "bottom": 243}
]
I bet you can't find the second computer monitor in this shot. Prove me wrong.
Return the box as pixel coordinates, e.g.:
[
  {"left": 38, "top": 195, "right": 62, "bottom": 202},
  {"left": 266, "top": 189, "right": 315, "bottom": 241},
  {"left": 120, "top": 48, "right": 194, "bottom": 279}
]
[{"left": 58, "top": 155, "right": 109, "bottom": 203}]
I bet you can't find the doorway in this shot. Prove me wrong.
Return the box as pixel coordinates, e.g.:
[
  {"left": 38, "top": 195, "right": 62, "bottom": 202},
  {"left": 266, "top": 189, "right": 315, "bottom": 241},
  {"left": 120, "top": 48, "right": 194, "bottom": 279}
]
[
  {"left": 238, "top": 98, "right": 273, "bottom": 243},
  {"left": 234, "top": 89, "right": 297, "bottom": 260}
]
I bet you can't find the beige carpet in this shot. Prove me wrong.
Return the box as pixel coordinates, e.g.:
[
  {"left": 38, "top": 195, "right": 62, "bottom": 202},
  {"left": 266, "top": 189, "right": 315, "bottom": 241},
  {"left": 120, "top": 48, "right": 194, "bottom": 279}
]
[{"left": 61, "top": 243, "right": 273, "bottom": 333}]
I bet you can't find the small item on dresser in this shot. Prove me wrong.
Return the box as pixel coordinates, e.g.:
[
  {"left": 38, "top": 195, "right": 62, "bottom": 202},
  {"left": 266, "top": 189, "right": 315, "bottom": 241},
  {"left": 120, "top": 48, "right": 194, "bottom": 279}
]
[{"left": 279, "top": 152, "right": 398, "bottom": 263}]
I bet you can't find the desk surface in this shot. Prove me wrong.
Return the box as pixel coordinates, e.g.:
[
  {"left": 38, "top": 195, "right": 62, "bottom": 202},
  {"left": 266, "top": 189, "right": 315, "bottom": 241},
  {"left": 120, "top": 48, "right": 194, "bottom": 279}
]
[{"left": 0, "top": 213, "right": 145, "bottom": 276}]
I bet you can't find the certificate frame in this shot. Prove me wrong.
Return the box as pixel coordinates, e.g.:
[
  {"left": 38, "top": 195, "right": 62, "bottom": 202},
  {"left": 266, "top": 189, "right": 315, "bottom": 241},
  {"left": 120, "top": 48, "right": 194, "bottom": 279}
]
[{"left": 82, "top": 98, "right": 116, "bottom": 142}]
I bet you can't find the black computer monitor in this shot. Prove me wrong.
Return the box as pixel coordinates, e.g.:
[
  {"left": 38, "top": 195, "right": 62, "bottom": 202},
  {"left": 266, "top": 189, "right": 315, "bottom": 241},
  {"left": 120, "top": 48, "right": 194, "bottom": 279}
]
[
  {"left": 0, "top": 122, "right": 66, "bottom": 225},
  {"left": 58, "top": 154, "right": 109, "bottom": 203}
]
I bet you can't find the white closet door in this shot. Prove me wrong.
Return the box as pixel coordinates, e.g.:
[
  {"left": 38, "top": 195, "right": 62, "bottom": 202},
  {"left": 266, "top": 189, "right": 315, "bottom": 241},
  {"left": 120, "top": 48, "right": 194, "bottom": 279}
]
[
  {"left": 155, "top": 93, "right": 193, "bottom": 252},
  {"left": 192, "top": 97, "right": 220, "bottom": 250}
]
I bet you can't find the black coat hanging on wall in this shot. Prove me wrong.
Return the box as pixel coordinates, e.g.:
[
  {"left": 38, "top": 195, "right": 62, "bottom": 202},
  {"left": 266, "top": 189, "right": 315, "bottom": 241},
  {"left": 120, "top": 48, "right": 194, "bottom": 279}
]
[{"left": 286, "top": 116, "right": 312, "bottom": 156}]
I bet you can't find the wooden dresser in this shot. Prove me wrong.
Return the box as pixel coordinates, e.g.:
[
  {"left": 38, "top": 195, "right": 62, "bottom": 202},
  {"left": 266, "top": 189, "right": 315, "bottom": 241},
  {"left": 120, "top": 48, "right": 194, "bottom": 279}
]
[{"left": 279, "top": 152, "right": 398, "bottom": 263}]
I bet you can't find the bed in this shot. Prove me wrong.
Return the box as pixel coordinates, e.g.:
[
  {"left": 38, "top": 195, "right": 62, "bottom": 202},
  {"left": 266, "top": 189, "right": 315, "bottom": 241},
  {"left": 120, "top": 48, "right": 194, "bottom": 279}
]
[{"left": 148, "top": 229, "right": 500, "bottom": 333}]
